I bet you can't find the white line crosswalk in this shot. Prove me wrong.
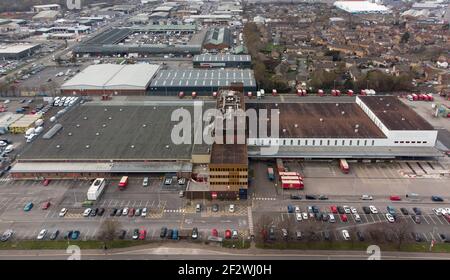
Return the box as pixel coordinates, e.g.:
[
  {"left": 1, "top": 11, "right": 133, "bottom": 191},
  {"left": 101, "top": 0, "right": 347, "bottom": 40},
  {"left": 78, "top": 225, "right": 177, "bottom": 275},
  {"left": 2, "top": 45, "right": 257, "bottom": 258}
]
[{"left": 253, "top": 197, "right": 277, "bottom": 201}]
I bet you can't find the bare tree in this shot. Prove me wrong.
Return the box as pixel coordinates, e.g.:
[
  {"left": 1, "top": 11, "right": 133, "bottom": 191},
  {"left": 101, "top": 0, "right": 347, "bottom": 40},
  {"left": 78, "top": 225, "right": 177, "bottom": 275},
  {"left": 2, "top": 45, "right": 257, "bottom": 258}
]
[
  {"left": 254, "top": 214, "right": 273, "bottom": 243},
  {"left": 98, "top": 219, "right": 121, "bottom": 244},
  {"left": 367, "top": 223, "right": 385, "bottom": 244},
  {"left": 385, "top": 219, "right": 413, "bottom": 250}
]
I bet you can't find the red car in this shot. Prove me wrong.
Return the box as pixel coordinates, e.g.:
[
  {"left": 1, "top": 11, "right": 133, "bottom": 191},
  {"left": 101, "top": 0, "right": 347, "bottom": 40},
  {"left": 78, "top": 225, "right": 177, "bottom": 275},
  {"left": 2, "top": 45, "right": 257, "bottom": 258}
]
[
  {"left": 211, "top": 228, "right": 218, "bottom": 237},
  {"left": 138, "top": 229, "right": 146, "bottom": 240},
  {"left": 41, "top": 202, "right": 51, "bottom": 210},
  {"left": 390, "top": 195, "right": 401, "bottom": 201},
  {"left": 128, "top": 208, "right": 135, "bottom": 217},
  {"left": 225, "top": 229, "right": 232, "bottom": 239},
  {"left": 341, "top": 214, "right": 348, "bottom": 222},
  {"left": 330, "top": 205, "right": 338, "bottom": 214},
  {"left": 43, "top": 179, "right": 50, "bottom": 186},
  {"left": 444, "top": 214, "right": 450, "bottom": 223}
]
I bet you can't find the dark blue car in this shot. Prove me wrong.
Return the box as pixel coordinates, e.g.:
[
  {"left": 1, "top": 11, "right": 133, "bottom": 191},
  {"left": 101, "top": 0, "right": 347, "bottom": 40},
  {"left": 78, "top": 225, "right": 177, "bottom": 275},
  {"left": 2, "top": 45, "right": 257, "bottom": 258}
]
[
  {"left": 287, "top": 205, "right": 294, "bottom": 213},
  {"left": 431, "top": 196, "right": 444, "bottom": 202},
  {"left": 172, "top": 229, "right": 179, "bottom": 240}
]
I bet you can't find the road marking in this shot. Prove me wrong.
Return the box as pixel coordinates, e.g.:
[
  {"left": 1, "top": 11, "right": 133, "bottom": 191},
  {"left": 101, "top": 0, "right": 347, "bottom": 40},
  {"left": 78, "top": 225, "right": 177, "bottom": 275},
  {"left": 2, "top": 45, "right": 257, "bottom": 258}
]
[{"left": 422, "top": 215, "right": 431, "bottom": 225}]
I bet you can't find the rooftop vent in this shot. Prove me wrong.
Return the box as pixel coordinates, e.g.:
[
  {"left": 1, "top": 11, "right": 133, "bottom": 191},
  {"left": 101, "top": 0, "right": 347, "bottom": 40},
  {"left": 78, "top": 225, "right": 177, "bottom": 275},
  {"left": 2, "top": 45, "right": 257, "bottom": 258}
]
[
  {"left": 130, "top": 145, "right": 135, "bottom": 149},
  {"left": 68, "top": 132, "right": 72, "bottom": 136},
  {"left": 76, "top": 124, "right": 80, "bottom": 127},
  {"left": 383, "top": 110, "right": 387, "bottom": 113},
  {"left": 86, "top": 145, "right": 90, "bottom": 149},
  {"left": 104, "top": 108, "right": 108, "bottom": 112},
  {"left": 95, "top": 132, "right": 100, "bottom": 136},
  {"left": 275, "top": 103, "right": 278, "bottom": 107},
  {"left": 341, "top": 111, "right": 345, "bottom": 115},
  {"left": 320, "top": 118, "right": 323, "bottom": 122},
  {"left": 294, "top": 124, "right": 298, "bottom": 128},
  {"left": 83, "top": 117, "right": 87, "bottom": 120},
  {"left": 336, "top": 103, "right": 339, "bottom": 106},
  {"left": 165, "top": 145, "right": 170, "bottom": 149},
  {"left": 355, "top": 124, "right": 360, "bottom": 129},
  {"left": 153, "top": 107, "right": 156, "bottom": 110},
  {"left": 102, "top": 124, "right": 106, "bottom": 128},
  {"left": 386, "top": 103, "right": 390, "bottom": 107},
  {"left": 142, "top": 124, "right": 147, "bottom": 127},
  {"left": 282, "top": 128, "right": 286, "bottom": 133},
  {"left": 108, "top": 116, "right": 112, "bottom": 120},
  {"left": 119, "top": 108, "right": 123, "bottom": 112},
  {"left": 354, "top": 129, "right": 359, "bottom": 133},
  {"left": 56, "top": 145, "right": 61, "bottom": 149},
  {"left": 401, "top": 117, "right": 405, "bottom": 121}
]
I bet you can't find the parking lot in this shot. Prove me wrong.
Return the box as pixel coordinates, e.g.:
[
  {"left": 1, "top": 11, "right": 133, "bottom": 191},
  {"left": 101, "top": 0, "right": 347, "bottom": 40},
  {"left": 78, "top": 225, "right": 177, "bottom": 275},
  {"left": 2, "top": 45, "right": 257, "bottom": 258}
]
[{"left": 0, "top": 177, "right": 249, "bottom": 241}]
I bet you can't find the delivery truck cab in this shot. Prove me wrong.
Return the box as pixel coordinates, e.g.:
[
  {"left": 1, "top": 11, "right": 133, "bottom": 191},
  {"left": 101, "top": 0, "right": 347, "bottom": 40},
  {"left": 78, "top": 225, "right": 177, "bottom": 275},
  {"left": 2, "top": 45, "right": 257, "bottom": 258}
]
[{"left": 118, "top": 176, "right": 128, "bottom": 190}]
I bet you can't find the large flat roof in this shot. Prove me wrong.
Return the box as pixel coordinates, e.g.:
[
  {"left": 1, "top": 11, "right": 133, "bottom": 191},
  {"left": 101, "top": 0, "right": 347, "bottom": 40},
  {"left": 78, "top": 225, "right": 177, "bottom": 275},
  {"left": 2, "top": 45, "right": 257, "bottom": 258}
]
[
  {"left": 0, "top": 44, "right": 39, "bottom": 54},
  {"left": 358, "top": 96, "right": 435, "bottom": 131},
  {"left": 210, "top": 144, "right": 248, "bottom": 165},
  {"left": 150, "top": 69, "right": 256, "bottom": 88},
  {"left": 246, "top": 102, "right": 386, "bottom": 138},
  {"left": 18, "top": 103, "right": 213, "bottom": 161},
  {"left": 61, "top": 64, "right": 160, "bottom": 90}
]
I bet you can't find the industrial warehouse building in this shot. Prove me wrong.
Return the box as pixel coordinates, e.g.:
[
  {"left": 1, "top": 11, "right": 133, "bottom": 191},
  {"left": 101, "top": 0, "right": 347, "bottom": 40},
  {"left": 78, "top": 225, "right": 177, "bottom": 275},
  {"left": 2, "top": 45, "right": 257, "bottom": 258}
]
[
  {"left": 0, "top": 43, "right": 40, "bottom": 59},
  {"left": 73, "top": 26, "right": 202, "bottom": 56},
  {"left": 193, "top": 54, "right": 251, "bottom": 68},
  {"left": 11, "top": 101, "right": 213, "bottom": 179},
  {"left": 148, "top": 69, "right": 256, "bottom": 95},
  {"left": 60, "top": 64, "right": 160, "bottom": 95},
  {"left": 10, "top": 95, "right": 441, "bottom": 199},
  {"left": 246, "top": 96, "right": 440, "bottom": 158},
  {"left": 202, "top": 27, "right": 232, "bottom": 50}
]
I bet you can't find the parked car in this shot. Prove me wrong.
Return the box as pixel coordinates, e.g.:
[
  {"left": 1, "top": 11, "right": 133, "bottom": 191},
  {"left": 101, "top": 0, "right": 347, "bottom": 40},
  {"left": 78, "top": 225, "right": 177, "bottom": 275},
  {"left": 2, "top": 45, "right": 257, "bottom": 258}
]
[
  {"left": 211, "top": 228, "right": 218, "bottom": 237},
  {"left": 196, "top": 204, "right": 201, "bottom": 213},
  {"left": 390, "top": 195, "right": 401, "bottom": 201},
  {"left": 305, "top": 195, "right": 317, "bottom": 200},
  {"left": 362, "top": 206, "right": 371, "bottom": 214},
  {"left": 342, "top": 230, "right": 350, "bottom": 241},
  {"left": 295, "top": 231, "right": 303, "bottom": 240},
  {"left": 167, "top": 229, "right": 173, "bottom": 239},
  {"left": 318, "top": 195, "right": 328, "bottom": 200},
  {"left": 431, "top": 196, "right": 444, "bottom": 202},
  {"left": 330, "top": 205, "right": 338, "bottom": 214},
  {"left": 232, "top": 230, "right": 238, "bottom": 239},
  {"left": 400, "top": 208, "right": 409, "bottom": 215},
  {"left": 1, "top": 230, "right": 13, "bottom": 242},
  {"left": 413, "top": 207, "right": 422, "bottom": 215},
  {"left": 141, "top": 208, "right": 148, "bottom": 217},
  {"left": 386, "top": 213, "right": 395, "bottom": 223},
  {"left": 337, "top": 206, "right": 345, "bottom": 214},
  {"left": 281, "top": 228, "right": 288, "bottom": 239},
  {"left": 290, "top": 195, "right": 302, "bottom": 200},
  {"left": 135, "top": 208, "right": 141, "bottom": 216},
  {"left": 142, "top": 177, "right": 149, "bottom": 187},
  {"left": 138, "top": 229, "right": 146, "bottom": 240},
  {"left": 128, "top": 208, "right": 135, "bottom": 217},
  {"left": 98, "top": 208, "right": 105, "bottom": 216},
  {"left": 287, "top": 205, "right": 294, "bottom": 213},
  {"left": 172, "top": 229, "right": 178, "bottom": 240},
  {"left": 42, "top": 179, "right": 50, "bottom": 186},
  {"left": 160, "top": 227, "right": 167, "bottom": 238},
  {"left": 24, "top": 202, "right": 33, "bottom": 212},
  {"left": 37, "top": 229, "right": 47, "bottom": 240},
  {"left": 361, "top": 194, "right": 373, "bottom": 200},
  {"left": 302, "top": 212, "right": 308, "bottom": 220},
  {"left": 412, "top": 215, "right": 421, "bottom": 224},
  {"left": 59, "top": 208, "right": 68, "bottom": 217},
  {"left": 41, "top": 201, "right": 51, "bottom": 210},
  {"left": 354, "top": 214, "right": 361, "bottom": 222},
  {"left": 49, "top": 230, "right": 59, "bottom": 240},
  {"left": 122, "top": 207, "right": 129, "bottom": 216},
  {"left": 83, "top": 208, "right": 91, "bottom": 217},
  {"left": 212, "top": 204, "right": 219, "bottom": 212},
  {"left": 132, "top": 229, "right": 139, "bottom": 240},
  {"left": 225, "top": 229, "right": 232, "bottom": 239},
  {"left": 110, "top": 208, "right": 118, "bottom": 216},
  {"left": 369, "top": 205, "right": 378, "bottom": 214},
  {"left": 229, "top": 204, "right": 235, "bottom": 213},
  {"left": 295, "top": 206, "right": 301, "bottom": 213},
  {"left": 343, "top": 206, "right": 351, "bottom": 214},
  {"left": 192, "top": 227, "right": 199, "bottom": 239},
  {"left": 387, "top": 206, "right": 396, "bottom": 215},
  {"left": 71, "top": 230, "right": 80, "bottom": 240},
  {"left": 268, "top": 227, "right": 276, "bottom": 240},
  {"left": 341, "top": 214, "right": 348, "bottom": 222},
  {"left": 295, "top": 213, "right": 302, "bottom": 221},
  {"left": 329, "top": 214, "right": 335, "bottom": 223},
  {"left": 350, "top": 207, "right": 357, "bottom": 214},
  {"left": 90, "top": 208, "right": 98, "bottom": 217}
]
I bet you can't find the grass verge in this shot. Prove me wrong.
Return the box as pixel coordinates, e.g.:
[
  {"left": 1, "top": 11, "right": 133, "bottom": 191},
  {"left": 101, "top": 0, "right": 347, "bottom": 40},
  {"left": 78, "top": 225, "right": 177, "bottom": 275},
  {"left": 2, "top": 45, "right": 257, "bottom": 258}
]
[{"left": 0, "top": 240, "right": 152, "bottom": 250}]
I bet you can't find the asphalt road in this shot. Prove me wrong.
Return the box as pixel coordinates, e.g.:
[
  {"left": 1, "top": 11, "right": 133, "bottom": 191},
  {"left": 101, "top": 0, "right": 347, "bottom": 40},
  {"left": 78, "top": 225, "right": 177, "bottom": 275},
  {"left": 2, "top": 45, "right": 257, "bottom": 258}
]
[{"left": 1, "top": 246, "right": 450, "bottom": 260}]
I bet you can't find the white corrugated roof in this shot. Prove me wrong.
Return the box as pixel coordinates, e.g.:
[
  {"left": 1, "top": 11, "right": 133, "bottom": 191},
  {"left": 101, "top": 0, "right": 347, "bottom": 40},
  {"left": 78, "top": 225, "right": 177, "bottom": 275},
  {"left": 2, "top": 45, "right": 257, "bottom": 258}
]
[
  {"left": 61, "top": 64, "right": 160, "bottom": 91},
  {"left": 333, "top": 1, "right": 389, "bottom": 13}
]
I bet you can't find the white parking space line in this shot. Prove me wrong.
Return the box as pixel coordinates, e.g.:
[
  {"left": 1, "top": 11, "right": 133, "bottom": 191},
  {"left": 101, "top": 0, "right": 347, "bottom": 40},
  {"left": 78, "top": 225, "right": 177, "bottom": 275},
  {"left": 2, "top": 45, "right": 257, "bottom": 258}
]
[
  {"left": 422, "top": 215, "right": 431, "bottom": 225},
  {"left": 150, "top": 201, "right": 155, "bottom": 208}
]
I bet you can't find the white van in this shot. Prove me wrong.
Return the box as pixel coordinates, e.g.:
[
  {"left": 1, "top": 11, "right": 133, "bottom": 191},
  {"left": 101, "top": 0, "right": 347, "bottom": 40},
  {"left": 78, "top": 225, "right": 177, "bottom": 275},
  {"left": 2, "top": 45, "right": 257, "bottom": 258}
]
[
  {"left": 4, "top": 144, "right": 13, "bottom": 153},
  {"left": 26, "top": 134, "right": 36, "bottom": 143}
]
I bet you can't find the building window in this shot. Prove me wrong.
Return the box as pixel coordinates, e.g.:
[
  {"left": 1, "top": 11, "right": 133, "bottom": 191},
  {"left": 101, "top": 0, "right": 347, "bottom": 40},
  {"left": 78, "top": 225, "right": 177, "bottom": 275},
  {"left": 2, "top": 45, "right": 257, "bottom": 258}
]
[
  {"left": 319, "top": 140, "right": 323, "bottom": 145},
  {"left": 357, "top": 140, "right": 360, "bottom": 146},
  {"left": 298, "top": 140, "right": 301, "bottom": 145},
  {"left": 335, "top": 140, "right": 338, "bottom": 146},
  {"left": 305, "top": 140, "right": 308, "bottom": 145},
  {"left": 394, "top": 141, "right": 398, "bottom": 144},
  {"left": 342, "top": 140, "right": 345, "bottom": 145},
  {"left": 417, "top": 141, "right": 421, "bottom": 144},
  {"left": 291, "top": 140, "right": 294, "bottom": 145},
  {"left": 400, "top": 141, "right": 404, "bottom": 144},
  {"left": 406, "top": 141, "right": 410, "bottom": 144},
  {"left": 372, "top": 140, "right": 375, "bottom": 146},
  {"left": 423, "top": 141, "right": 427, "bottom": 144},
  {"left": 349, "top": 140, "right": 352, "bottom": 146},
  {"left": 327, "top": 140, "right": 330, "bottom": 146}
]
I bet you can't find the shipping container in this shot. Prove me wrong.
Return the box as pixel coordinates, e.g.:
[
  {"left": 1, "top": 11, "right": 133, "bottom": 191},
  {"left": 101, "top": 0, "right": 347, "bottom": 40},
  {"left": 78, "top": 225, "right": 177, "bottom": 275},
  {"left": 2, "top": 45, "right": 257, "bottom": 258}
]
[
  {"left": 281, "top": 180, "right": 304, "bottom": 190},
  {"left": 278, "top": 172, "right": 303, "bottom": 179}
]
